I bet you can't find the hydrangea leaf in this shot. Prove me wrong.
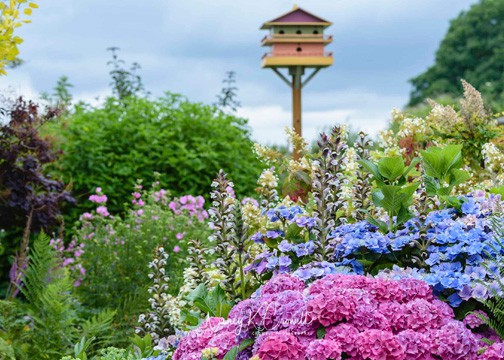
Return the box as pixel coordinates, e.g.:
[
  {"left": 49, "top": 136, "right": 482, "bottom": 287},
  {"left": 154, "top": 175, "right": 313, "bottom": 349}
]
[
  {"left": 357, "top": 159, "right": 384, "bottom": 185},
  {"left": 449, "top": 169, "right": 470, "bottom": 188},
  {"left": 421, "top": 144, "right": 464, "bottom": 183},
  {"left": 377, "top": 156, "right": 406, "bottom": 182}
]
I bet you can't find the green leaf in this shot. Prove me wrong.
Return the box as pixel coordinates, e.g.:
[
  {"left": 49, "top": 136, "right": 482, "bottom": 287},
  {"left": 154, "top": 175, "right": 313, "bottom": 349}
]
[
  {"left": 285, "top": 223, "right": 303, "bottom": 240},
  {"left": 490, "top": 186, "right": 504, "bottom": 197},
  {"left": 424, "top": 175, "right": 439, "bottom": 196},
  {"left": 366, "top": 216, "right": 389, "bottom": 233},
  {"left": 179, "top": 309, "right": 201, "bottom": 327},
  {"left": 401, "top": 183, "right": 420, "bottom": 205},
  {"left": 215, "top": 302, "right": 232, "bottom": 319},
  {"left": 403, "top": 157, "right": 420, "bottom": 178},
  {"left": 238, "top": 338, "right": 254, "bottom": 351},
  {"left": 377, "top": 156, "right": 405, "bottom": 182},
  {"left": 442, "top": 196, "right": 463, "bottom": 210},
  {"left": 396, "top": 205, "right": 414, "bottom": 228},
  {"left": 223, "top": 346, "right": 238, "bottom": 360},
  {"left": 421, "top": 144, "right": 463, "bottom": 182},
  {"left": 372, "top": 186, "right": 405, "bottom": 215},
  {"left": 449, "top": 169, "right": 470, "bottom": 188},
  {"left": 317, "top": 327, "right": 327, "bottom": 339},
  {"left": 185, "top": 283, "right": 208, "bottom": 302},
  {"left": 357, "top": 159, "right": 384, "bottom": 184}
]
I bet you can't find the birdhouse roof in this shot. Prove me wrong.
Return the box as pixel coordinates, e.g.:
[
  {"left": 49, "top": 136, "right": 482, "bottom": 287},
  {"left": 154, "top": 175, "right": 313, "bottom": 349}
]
[{"left": 261, "top": 6, "right": 332, "bottom": 29}]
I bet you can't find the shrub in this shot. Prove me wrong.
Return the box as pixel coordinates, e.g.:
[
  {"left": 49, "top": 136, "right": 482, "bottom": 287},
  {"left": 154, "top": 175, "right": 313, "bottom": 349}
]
[
  {"left": 0, "top": 232, "right": 114, "bottom": 360},
  {"left": 172, "top": 273, "right": 504, "bottom": 360},
  {"left": 247, "top": 190, "right": 504, "bottom": 308},
  {"left": 71, "top": 180, "right": 210, "bottom": 344},
  {"left": 0, "top": 97, "right": 73, "bottom": 294},
  {"left": 45, "top": 93, "right": 263, "bottom": 219}
]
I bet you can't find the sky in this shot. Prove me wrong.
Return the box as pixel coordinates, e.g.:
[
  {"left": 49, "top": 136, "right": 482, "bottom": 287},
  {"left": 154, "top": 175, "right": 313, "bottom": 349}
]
[{"left": 2, "top": 0, "right": 478, "bottom": 145}]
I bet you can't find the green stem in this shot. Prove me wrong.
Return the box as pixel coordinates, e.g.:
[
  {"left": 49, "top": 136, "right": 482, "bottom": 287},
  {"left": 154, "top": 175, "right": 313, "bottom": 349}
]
[{"left": 238, "top": 251, "right": 246, "bottom": 300}]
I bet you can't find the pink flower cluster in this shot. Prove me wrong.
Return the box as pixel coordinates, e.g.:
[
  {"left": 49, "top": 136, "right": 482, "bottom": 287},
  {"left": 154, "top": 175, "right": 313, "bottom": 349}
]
[
  {"left": 173, "top": 273, "right": 504, "bottom": 360},
  {"left": 169, "top": 195, "right": 208, "bottom": 221},
  {"left": 89, "top": 187, "right": 107, "bottom": 204},
  {"left": 50, "top": 238, "right": 86, "bottom": 287}
]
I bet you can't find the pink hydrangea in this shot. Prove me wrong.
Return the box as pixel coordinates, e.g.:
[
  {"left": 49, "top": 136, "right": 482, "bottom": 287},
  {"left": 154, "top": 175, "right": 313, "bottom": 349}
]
[
  {"left": 357, "top": 330, "right": 405, "bottom": 360},
  {"left": 352, "top": 304, "right": 391, "bottom": 331},
  {"left": 325, "top": 323, "right": 360, "bottom": 357},
  {"left": 172, "top": 328, "right": 214, "bottom": 360},
  {"left": 367, "top": 278, "right": 404, "bottom": 302},
  {"left": 396, "top": 330, "right": 433, "bottom": 360},
  {"left": 172, "top": 274, "right": 504, "bottom": 360},
  {"left": 199, "top": 317, "right": 224, "bottom": 331},
  {"left": 207, "top": 331, "right": 238, "bottom": 357},
  {"left": 306, "top": 288, "right": 363, "bottom": 326},
  {"left": 480, "top": 342, "right": 504, "bottom": 360},
  {"left": 260, "top": 274, "right": 305, "bottom": 295},
  {"left": 397, "top": 278, "right": 434, "bottom": 302},
  {"left": 309, "top": 274, "right": 370, "bottom": 295},
  {"left": 403, "top": 298, "right": 449, "bottom": 332},
  {"left": 305, "top": 339, "right": 342, "bottom": 360},
  {"left": 463, "top": 310, "right": 487, "bottom": 329},
  {"left": 177, "top": 352, "right": 202, "bottom": 360},
  {"left": 255, "top": 331, "right": 304, "bottom": 360},
  {"left": 378, "top": 301, "right": 407, "bottom": 333},
  {"left": 433, "top": 321, "right": 479, "bottom": 360}
]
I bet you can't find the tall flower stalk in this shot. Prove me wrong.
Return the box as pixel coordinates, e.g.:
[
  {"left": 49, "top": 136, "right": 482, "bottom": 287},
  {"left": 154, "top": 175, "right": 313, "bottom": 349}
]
[
  {"left": 411, "top": 180, "right": 434, "bottom": 268},
  {"left": 136, "top": 246, "right": 175, "bottom": 343},
  {"left": 209, "top": 170, "right": 249, "bottom": 300},
  {"left": 312, "top": 126, "right": 347, "bottom": 261},
  {"left": 186, "top": 239, "right": 210, "bottom": 286},
  {"left": 256, "top": 167, "right": 279, "bottom": 212},
  {"left": 353, "top": 132, "right": 373, "bottom": 221}
]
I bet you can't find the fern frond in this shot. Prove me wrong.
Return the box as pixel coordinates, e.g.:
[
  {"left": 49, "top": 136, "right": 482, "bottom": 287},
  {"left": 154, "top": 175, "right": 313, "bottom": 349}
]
[
  {"left": 20, "top": 231, "right": 59, "bottom": 306},
  {"left": 480, "top": 215, "right": 504, "bottom": 338},
  {"left": 19, "top": 232, "right": 79, "bottom": 356},
  {"left": 82, "top": 309, "right": 116, "bottom": 352}
]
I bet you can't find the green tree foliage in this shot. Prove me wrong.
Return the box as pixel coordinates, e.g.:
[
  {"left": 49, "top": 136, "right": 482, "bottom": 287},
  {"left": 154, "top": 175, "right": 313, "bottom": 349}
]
[
  {"left": 408, "top": 0, "right": 504, "bottom": 108},
  {"left": 106, "top": 47, "right": 145, "bottom": 100},
  {"left": 41, "top": 75, "right": 74, "bottom": 111},
  {"left": 214, "top": 71, "right": 241, "bottom": 113},
  {"left": 46, "top": 93, "right": 263, "bottom": 222}
]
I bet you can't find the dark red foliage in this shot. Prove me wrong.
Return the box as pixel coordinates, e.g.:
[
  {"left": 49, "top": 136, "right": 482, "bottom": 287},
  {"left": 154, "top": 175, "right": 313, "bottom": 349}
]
[{"left": 0, "top": 97, "right": 74, "bottom": 232}]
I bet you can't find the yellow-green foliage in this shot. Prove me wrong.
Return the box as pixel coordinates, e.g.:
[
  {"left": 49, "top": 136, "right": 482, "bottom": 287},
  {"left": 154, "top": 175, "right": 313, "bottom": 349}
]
[{"left": 0, "top": 0, "right": 37, "bottom": 75}]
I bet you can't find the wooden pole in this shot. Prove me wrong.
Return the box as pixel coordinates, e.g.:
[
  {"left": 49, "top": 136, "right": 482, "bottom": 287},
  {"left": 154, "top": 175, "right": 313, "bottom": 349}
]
[{"left": 290, "top": 66, "right": 303, "bottom": 160}]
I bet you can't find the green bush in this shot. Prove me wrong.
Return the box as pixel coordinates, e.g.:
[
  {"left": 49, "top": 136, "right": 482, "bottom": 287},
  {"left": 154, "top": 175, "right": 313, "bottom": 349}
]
[
  {"left": 72, "top": 180, "right": 211, "bottom": 344},
  {"left": 45, "top": 94, "right": 263, "bottom": 218},
  {"left": 0, "top": 233, "right": 115, "bottom": 360}
]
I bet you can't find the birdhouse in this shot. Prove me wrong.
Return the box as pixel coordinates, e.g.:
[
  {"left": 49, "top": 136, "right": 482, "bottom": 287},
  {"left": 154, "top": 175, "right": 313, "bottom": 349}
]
[{"left": 260, "top": 5, "right": 333, "bottom": 68}]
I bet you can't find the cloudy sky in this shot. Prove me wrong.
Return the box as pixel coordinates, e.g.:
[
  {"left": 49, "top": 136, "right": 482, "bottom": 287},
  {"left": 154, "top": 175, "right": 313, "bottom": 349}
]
[{"left": 3, "top": 0, "right": 477, "bottom": 145}]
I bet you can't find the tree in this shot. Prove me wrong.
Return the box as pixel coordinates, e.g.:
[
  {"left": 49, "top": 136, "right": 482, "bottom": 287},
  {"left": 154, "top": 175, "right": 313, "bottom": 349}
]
[
  {"left": 41, "top": 75, "right": 74, "bottom": 112},
  {"left": 408, "top": 0, "right": 504, "bottom": 108},
  {"left": 106, "top": 47, "right": 145, "bottom": 100},
  {"left": 215, "top": 71, "right": 241, "bottom": 113},
  {"left": 0, "top": 1, "right": 38, "bottom": 75},
  {"left": 0, "top": 98, "right": 74, "bottom": 293}
]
